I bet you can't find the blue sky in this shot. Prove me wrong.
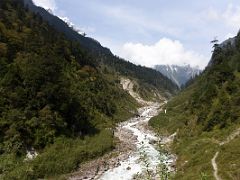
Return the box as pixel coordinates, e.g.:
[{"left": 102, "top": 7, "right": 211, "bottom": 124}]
[{"left": 33, "top": 0, "right": 240, "bottom": 69}]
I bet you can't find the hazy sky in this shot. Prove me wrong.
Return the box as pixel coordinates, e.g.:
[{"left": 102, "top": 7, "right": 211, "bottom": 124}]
[{"left": 33, "top": 0, "right": 240, "bottom": 69}]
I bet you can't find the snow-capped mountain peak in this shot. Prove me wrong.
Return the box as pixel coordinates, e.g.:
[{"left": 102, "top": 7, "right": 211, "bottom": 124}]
[{"left": 155, "top": 64, "right": 201, "bottom": 87}]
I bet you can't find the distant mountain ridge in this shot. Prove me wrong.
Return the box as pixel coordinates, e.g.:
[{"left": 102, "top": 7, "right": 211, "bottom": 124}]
[{"left": 154, "top": 64, "right": 201, "bottom": 87}]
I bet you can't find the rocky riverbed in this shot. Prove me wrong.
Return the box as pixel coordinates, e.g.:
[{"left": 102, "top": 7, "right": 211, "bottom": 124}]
[
  {"left": 69, "top": 78, "right": 176, "bottom": 180},
  {"left": 69, "top": 102, "right": 176, "bottom": 180}
]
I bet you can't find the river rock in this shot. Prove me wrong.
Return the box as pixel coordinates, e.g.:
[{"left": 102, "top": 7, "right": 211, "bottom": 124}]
[{"left": 149, "top": 139, "right": 157, "bottom": 145}]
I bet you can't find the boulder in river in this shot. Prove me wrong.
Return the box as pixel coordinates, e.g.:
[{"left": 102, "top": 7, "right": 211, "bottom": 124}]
[{"left": 149, "top": 139, "right": 157, "bottom": 145}]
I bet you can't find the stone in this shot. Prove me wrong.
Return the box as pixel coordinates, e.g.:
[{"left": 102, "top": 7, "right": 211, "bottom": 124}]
[{"left": 126, "top": 166, "right": 131, "bottom": 170}]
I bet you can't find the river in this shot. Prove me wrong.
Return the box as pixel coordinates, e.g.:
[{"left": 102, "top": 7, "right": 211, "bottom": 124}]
[
  {"left": 99, "top": 102, "right": 174, "bottom": 180},
  {"left": 69, "top": 78, "right": 175, "bottom": 180}
]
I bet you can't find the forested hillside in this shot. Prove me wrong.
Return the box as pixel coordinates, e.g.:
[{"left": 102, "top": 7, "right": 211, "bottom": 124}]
[
  {"left": 0, "top": 0, "right": 142, "bottom": 179},
  {"left": 0, "top": 0, "right": 178, "bottom": 179},
  {"left": 23, "top": 0, "right": 112, "bottom": 55},
  {"left": 150, "top": 34, "right": 240, "bottom": 179},
  {"left": 23, "top": 0, "right": 178, "bottom": 98}
]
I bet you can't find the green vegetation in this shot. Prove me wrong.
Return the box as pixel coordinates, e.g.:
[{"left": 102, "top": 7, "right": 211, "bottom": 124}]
[
  {"left": 0, "top": 129, "right": 114, "bottom": 180},
  {"left": 218, "top": 137, "right": 240, "bottom": 179},
  {"left": 0, "top": 0, "right": 140, "bottom": 178},
  {"left": 0, "top": 0, "right": 178, "bottom": 178},
  {"left": 99, "top": 55, "right": 178, "bottom": 97},
  {"left": 23, "top": 0, "right": 179, "bottom": 97},
  {"left": 150, "top": 34, "right": 240, "bottom": 179}
]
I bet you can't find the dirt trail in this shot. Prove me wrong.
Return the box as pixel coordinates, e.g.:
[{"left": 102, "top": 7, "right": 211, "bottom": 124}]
[
  {"left": 211, "top": 128, "right": 240, "bottom": 180},
  {"left": 211, "top": 152, "right": 221, "bottom": 180},
  {"left": 219, "top": 128, "right": 240, "bottom": 146}
]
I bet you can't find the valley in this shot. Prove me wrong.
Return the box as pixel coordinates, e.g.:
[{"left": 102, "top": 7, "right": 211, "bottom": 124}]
[
  {"left": 0, "top": 0, "right": 240, "bottom": 180},
  {"left": 70, "top": 78, "right": 175, "bottom": 180},
  {"left": 0, "top": 1, "right": 177, "bottom": 179}
]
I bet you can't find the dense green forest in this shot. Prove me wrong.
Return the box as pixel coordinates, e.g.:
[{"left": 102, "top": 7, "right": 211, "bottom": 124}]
[
  {"left": 23, "top": 0, "right": 178, "bottom": 99},
  {"left": 0, "top": 0, "right": 179, "bottom": 179},
  {"left": 0, "top": 0, "right": 143, "bottom": 179},
  {"left": 0, "top": 0, "right": 178, "bottom": 178},
  {"left": 150, "top": 34, "right": 240, "bottom": 179},
  {"left": 99, "top": 54, "right": 177, "bottom": 98}
]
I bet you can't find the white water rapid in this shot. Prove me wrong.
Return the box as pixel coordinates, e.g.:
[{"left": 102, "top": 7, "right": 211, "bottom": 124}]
[{"left": 99, "top": 102, "right": 174, "bottom": 180}]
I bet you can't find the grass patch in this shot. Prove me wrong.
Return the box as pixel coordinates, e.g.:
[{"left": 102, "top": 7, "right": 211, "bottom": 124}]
[
  {"left": 218, "top": 137, "right": 240, "bottom": 180},
  {"left": 1, "top": 129, "right": 114, "bottom": 180},
  {"left": 173, "top": 136, "right": 217, "bottom": 180}
]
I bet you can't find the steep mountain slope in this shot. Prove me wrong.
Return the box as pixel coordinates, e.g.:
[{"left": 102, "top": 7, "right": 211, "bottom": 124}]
[
  {"left": 23, "top": 0, "right": 178, "bottom": 98},
  {"left": 154, "top": 64, "right": 201, "bottom": 87},
  {"left": 23, "top": 0, "right": 111, "bottom": 55},
  {"left": 0, "top": 0, "right": 177, "bottom": 179},
  {"left": 150, "top": 34, "right": 240, "bottom": 179}
]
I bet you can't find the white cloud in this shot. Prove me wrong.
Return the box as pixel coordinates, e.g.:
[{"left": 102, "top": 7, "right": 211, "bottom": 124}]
[
  {"left": 59, "top": 16, "right": 95, "bottom": 36},
  {"left": 98, "top": 5, "right": 180, "bottom": 36},
  {"left": 224, "top": 33, "right": 235, "bottom": 40},
  {"left": 119, "top": 38, "right": 209, "bottom": 69},
  {"left": 206, "top": 4, "right": 240, "bottom": 30},
  {"left": 32, "top": 0, "right": 57, "bottom": 11},
  {"left": 223, "top": 4, "right": 240, "bottom": 29},
  {"left": 206, "top": 8, "right": 220, "bottom": 21}
]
